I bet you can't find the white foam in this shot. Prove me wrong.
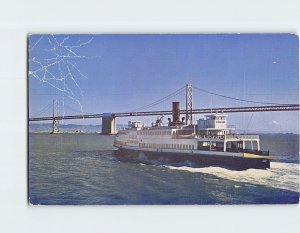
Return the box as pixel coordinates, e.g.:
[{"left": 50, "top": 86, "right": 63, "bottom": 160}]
[{"left": 165, "top": 162, "right": 299, "bottom": 192}]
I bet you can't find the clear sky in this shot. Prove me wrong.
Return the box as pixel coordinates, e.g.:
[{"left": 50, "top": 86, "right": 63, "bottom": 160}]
[{"left": 29, "top": 34, "right": 299, "bottom": 133}]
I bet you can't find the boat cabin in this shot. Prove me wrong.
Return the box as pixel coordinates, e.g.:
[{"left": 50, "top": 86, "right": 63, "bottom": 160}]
[
  {"left": 128, "top": 121, "right": 144, "bottom": 129},
  {"left": 197, "top": 113, "right": 233, "bottom": 136},
  {"left": 196, "top": 113, "right": 263, "bottom": 153}
]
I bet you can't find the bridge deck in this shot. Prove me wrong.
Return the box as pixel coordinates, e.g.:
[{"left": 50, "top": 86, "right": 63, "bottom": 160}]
[{"left": 29, "top": 104, "right": 300, "bottom": 121}]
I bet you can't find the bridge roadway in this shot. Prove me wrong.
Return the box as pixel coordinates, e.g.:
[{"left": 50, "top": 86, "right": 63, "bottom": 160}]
[{"left": 29, "top": 104, "right": 300, "bottom": 121}]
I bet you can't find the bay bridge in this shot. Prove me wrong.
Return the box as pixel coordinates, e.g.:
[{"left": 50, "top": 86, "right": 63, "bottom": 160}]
[{"left": 29, "top": 84, "right": 300, "bottom": 134}]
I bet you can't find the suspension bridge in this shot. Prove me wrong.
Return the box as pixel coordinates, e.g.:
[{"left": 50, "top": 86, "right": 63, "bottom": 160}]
[{"left": 29, "top": 84, "right": 300, "bottom": 134}]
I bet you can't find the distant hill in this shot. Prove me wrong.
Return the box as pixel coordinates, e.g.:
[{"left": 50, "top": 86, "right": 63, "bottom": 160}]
[{"left": 29, "top": 123, "right": 127, "bottom": 134}]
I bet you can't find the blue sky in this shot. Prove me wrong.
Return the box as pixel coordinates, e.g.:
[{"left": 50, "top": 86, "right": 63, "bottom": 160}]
[{"left": 29, "top": 34, "right": 299, "bottom": 133}]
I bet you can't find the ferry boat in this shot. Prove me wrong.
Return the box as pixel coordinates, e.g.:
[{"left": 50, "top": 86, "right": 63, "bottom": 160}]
[{"left": 114, "top": 102, "right": 272, "bottom": 170}]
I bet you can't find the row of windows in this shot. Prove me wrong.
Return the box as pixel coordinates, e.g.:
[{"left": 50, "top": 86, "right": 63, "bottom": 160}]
[
  {"left": 138, "top": 130, "right": 172, "bottom": 136},
  {"left": 139, "top": 143, "right": 195, "bottom": 150},
  {"left": 127, "top": 140, "right": 139, "bottom": 144}
]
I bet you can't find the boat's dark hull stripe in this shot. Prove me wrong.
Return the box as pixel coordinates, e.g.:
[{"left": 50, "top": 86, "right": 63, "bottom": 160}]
[{"left": 115, "top": 148, "right": 271, "bottom": 170}]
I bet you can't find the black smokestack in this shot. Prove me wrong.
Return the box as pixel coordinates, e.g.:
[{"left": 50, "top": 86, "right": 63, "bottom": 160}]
[{"left": 172, "top": 102, "right": 180, "bottom": 123}]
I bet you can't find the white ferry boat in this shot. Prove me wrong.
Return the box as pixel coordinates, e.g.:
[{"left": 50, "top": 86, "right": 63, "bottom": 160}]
[{"left": 114, "top": 102, "right": 272, "bottom": 170}]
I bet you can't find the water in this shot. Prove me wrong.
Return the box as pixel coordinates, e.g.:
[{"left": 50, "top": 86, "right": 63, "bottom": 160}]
[{"left": 29, "top": 134, "right": 299, "bottom": 205}]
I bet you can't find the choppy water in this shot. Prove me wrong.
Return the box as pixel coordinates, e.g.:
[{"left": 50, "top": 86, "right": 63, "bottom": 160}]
[{"left": 29, "top": 134, "right": 299, "bottom": 205}]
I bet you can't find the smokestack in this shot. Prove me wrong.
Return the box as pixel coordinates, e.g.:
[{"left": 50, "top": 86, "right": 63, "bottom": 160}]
[{"left": 172, "top": 102, "right": 180, "bottom": 123}]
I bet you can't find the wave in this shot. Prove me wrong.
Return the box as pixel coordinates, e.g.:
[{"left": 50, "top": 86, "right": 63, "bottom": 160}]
[{"left": 164, "top": 162, "right": 299, "bottom": 193}]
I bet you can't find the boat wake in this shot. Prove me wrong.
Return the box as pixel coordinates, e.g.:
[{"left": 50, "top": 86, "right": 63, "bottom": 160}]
[{"left": 164, "top": 162, "right": 299, "bottom": 193}]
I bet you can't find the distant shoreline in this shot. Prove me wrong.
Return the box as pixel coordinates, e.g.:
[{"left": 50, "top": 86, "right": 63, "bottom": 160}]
[{"left": 28, "top": 132, "right": 299, "bottom": 136}]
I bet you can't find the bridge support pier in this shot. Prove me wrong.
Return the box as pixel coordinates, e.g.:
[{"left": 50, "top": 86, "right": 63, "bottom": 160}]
[{"left": 101, "top": 113, "right": 117, "bottom": 135}]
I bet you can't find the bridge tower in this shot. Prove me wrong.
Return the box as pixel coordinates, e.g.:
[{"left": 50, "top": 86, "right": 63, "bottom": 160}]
[
  {"left": 51, "top": 100, "right": 61, "bottom": 134},
  {"left": 185, "top": 84, "right": 193, "bottom": 125},
  {"left": 101, "top": 113, "right": 117, "bottom": 135}
]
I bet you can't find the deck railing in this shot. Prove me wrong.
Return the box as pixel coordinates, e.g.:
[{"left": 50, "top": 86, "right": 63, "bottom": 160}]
[
  {"left": 196, "top": 134, "right": 259, "bottom": 140},
  {"left": 225, "top": 134, "right": 259, "bottom": 140}
]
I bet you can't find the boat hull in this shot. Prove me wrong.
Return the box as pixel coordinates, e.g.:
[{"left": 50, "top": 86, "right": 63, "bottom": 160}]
[{"left": 115, "top": 147, "right": 271, "bottom": 171}]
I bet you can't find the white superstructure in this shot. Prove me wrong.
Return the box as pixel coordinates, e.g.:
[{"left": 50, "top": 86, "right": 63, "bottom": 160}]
[{"left": 115, "top": 114, "right": 262, "bottom": 156}]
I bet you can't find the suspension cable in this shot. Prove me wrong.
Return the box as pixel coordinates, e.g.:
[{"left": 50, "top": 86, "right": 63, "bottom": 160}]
[
  {"left": 128, "top": 86, "right": 186, "bottom": 112},
  {"left": 193, "top": 86, "right": 287, "bottom": 105},
  {"left": 63, "top": 105, "right": 95, "bottom": 115},
  {"left": 30, "top": 102, "right": 53, "bottom": 117}
]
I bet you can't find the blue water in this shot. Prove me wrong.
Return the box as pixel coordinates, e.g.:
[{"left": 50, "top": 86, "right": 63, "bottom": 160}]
[{"left": 28, "top": 134, "right": 299, "bottom": 205}]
